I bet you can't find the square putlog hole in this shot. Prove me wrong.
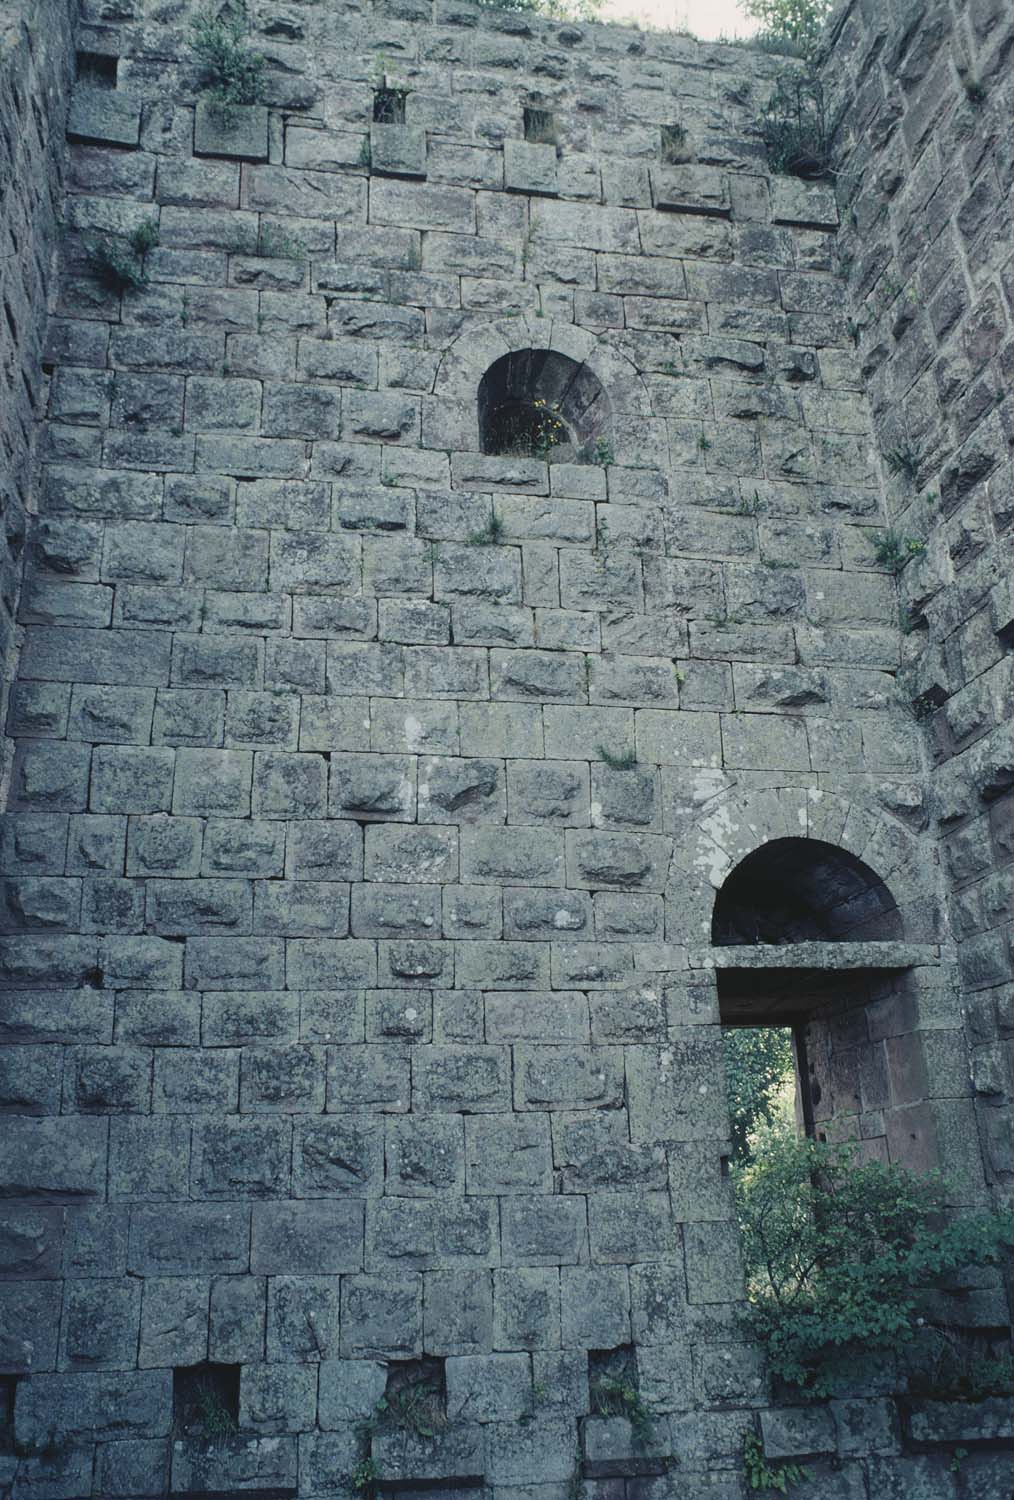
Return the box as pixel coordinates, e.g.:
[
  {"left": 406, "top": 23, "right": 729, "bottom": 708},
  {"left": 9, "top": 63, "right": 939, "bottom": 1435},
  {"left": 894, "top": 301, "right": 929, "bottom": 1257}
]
[
  {"left": 523, "top": 107, "right": 556, "bottom": 145},
  {"left": 0, "top": 1376, "right": 17, "bottom": 1455},
  {"left": 76, "top": 51, "right": 118, "bottom": 88},
  {"left": 373, "top": 88, "right": 407, "bottom": 124},
  {"left": 380, "top": 1357, "right": 447, "bottom": 1434},
  {"left": 588, "top": 1345, "right": 646, "bottom": 1422},
  {"left": 173, "top": 1363, "right": 240, "bottom": 1439},
  {"left": 660, "top": 122, "right": 689, "bottom": 163}
]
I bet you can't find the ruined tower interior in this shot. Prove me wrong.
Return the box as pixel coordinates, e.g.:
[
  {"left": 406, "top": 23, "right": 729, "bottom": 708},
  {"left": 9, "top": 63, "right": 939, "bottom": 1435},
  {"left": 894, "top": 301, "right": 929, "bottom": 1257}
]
[{"left": 1, "top": 0, "right": 1013, "bottom": 1494}]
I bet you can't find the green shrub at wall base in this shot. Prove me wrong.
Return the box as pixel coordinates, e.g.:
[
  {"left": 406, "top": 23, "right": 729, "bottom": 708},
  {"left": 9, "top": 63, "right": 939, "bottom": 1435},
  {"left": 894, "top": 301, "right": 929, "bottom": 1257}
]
[{"left": 734, "top": 1135, "right": 1014, "bottom": 1396}]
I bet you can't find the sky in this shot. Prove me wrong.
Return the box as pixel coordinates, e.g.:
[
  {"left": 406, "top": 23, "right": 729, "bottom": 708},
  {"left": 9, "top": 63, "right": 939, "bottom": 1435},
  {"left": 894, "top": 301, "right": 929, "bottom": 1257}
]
[{"left": 597, "top": 0, "right": 761, "bottom": 40}]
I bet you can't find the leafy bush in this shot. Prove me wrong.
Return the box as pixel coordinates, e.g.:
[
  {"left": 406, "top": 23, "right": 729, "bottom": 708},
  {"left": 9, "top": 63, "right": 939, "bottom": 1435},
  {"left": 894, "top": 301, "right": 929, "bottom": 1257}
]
[
  {"left": 191, "top": 9, "right": 265, "bottom": 124},
  {"left": 733, "top": 1134, "right": 1014, "bottom": 1396},
  {"left": 739, "top": 0, "right": 832, "bottom": 59}
]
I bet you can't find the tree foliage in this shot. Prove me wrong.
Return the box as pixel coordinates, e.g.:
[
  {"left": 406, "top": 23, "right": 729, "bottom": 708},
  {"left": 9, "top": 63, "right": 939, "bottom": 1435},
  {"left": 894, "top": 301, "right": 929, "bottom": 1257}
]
[
  {"left": 733, "top": 1134, "right": 1014, "bottom": 1395},
  {"left": 738, "top": 0, "right": 833, "bottom": 58},
  {"left": 723, "top": 1026, "right": 795, "bottom": 1160}
]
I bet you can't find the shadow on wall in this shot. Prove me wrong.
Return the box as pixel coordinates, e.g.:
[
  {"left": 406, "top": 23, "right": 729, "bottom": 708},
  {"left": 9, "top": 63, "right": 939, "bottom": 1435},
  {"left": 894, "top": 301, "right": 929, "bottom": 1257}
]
[{"left": 712, "top": 836, "right": 904, "bottom": 947}]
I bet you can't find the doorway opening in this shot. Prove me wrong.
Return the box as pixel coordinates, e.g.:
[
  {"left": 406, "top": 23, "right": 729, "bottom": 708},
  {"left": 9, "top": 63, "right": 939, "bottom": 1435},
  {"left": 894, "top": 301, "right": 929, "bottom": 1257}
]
[{"left": 712, "top": 837, "right": 905, "bottom": 1163}]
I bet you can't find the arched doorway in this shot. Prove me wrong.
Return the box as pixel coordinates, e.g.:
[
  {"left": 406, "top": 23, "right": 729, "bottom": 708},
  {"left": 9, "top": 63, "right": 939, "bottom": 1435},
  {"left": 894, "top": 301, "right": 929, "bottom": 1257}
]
[{"left": 711, "top": 836, "right": 928, "bottom": 1162}]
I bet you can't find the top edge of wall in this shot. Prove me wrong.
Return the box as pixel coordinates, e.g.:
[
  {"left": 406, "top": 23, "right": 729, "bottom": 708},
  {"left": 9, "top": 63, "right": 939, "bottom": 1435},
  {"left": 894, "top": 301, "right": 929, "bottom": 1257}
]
[{"left": 74, "top": 0, "right": 814, "bottom": 74}]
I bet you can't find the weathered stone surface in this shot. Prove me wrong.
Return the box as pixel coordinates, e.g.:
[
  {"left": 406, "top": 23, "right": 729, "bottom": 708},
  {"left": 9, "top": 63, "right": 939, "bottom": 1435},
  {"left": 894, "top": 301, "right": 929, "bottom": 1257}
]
[
  {"left": 15, "top": 1369, "right": 172, "bottom": 1445},
  {"left": 0, "top": 1, "right": 1009, "bottom": 1490}
]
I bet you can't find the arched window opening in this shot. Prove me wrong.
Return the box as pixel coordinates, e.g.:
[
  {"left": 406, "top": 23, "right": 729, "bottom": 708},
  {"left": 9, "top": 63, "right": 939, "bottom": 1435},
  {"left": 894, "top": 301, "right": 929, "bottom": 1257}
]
[
  {"left": 711, "top": 837, "right": 903, "bottom": 947},
  {"left": 478, "top": 349, "right": 610, "bottom": 462}
]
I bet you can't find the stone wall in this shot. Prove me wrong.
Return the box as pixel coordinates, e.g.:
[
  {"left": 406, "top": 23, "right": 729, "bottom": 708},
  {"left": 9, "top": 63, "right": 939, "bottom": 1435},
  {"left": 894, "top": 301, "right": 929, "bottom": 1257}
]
[
  {"left": 825, "top": 0, "right": 1014, "bottom": 1197},
  {"left": 0, "top": 0, "right": 77, "bottom": 777},
  {"left": 0, "top": 0, "right": 1012, "bottom": 1495}
]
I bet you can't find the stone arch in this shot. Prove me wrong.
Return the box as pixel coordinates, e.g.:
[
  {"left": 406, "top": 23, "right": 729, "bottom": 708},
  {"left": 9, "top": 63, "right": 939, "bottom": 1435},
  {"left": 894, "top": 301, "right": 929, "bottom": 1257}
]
[
  {"left": 668, "top": 782, "right": 940, "bottom": 949},
  {"left": 432, "top": 316, "right": 651, "bottom": 451},
  {"left": 711, "top": 837, "right": 904, "bottom": 945},
  {"left": 684, "top": 785, "right": 959, "bottom": 1170}
]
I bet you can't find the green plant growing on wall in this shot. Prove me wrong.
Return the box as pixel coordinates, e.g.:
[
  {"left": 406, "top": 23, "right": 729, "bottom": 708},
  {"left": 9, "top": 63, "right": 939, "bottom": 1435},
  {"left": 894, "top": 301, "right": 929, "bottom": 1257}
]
[
  {"left": 258, "top": 225, "right": 304, "bottom": 260},
  {"left": 733, "top": 1134, "right": 1014, "bottom": 1396},
  {"left": 466, "top": 512, "right": 506, "bottom": 545},
  {"left": 371, "top": 1383, "right": 446, "bottom": 1439},
  {"left": 191, "top": 1381, "right": 236, "bottom": 1437},
  {"left": 871, "top": 530, "right": 925, "bottom": 573},
  {"left": 743, "top": 1430, "right": 811, "bottom": 1492},
  {"left": 129, "top": 217, "right": 160, "bottom": 257},
  {"left": 590, "top": 437, "right": 614, "bottom": 467},
  {"left": 738, "top": 0, "right": 833, "bottom": 60},
  {"left": 531, "top": 399, "right": 566, "bottom": 455},
  {"left": 489, "top": 398, "right": 566, "bottom": 458},
  {"left": 361, "top": 1362, "right": 448, "bottom": 1444},
  {"left": 349, "top": 1458, "right": 381, "bottom": 1498},
  {"left": 174, "top": 1375, "right": 237, "bottom": 1439},
  {"left": 589, "top": 1375, "right": 654, "bottom": 1446},
  {"left": 758, "top": 72, "right": 833, "bottom": 179},
  {"left": 191, "top": 8, "right": 265, "bottom": 125},
  {"left": 524, "top": 106, "right": 557, "bottom": 145},
  {"left": 885, "top": 442, "right": 921, "bottom": 483},
  {"left": 905, "top": 1326, "right": 1014, "bottom": 1401}
]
